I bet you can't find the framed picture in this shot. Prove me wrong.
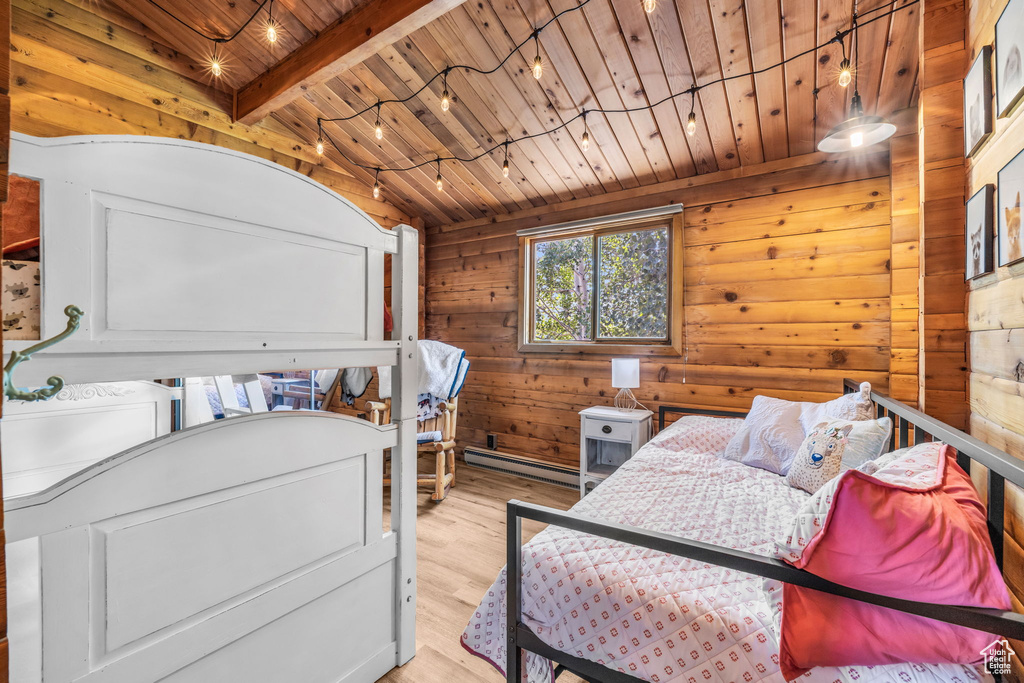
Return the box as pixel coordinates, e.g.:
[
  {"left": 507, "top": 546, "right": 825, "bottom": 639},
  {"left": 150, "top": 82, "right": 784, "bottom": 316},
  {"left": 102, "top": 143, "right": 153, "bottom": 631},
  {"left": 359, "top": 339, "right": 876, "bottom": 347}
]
[
  {"left": 966, "top": 185, "right": 994, "bottom": 279},
  {"left": 996, "top": 0, "right": 1024, "bottom": 117},
  {"left": 965, "top": 46, "right": 993, "bottom": 156},
  {"left": 998, "top": 149, "right": 1024, "bottom": 266}
]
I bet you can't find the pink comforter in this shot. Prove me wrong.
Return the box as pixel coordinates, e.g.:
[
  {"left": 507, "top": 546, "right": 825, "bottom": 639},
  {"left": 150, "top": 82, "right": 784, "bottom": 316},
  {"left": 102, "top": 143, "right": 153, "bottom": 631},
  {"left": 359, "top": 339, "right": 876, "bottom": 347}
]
[{"left": 461, "top": 416, "right": 990, "bottom": 683}]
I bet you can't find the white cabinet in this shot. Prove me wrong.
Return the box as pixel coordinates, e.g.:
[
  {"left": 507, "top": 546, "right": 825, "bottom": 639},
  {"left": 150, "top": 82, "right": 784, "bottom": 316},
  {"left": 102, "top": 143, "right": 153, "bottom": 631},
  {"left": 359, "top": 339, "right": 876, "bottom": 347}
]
[{"left": 578, "top": 406, "right": 652, "bottom": 497}]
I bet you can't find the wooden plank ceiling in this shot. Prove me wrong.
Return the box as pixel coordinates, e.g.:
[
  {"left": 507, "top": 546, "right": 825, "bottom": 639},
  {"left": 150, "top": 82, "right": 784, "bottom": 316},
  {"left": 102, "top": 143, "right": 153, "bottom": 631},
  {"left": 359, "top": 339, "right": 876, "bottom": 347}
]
[{"left": 110, "top": 0, "right": 920, "bottom": 227}]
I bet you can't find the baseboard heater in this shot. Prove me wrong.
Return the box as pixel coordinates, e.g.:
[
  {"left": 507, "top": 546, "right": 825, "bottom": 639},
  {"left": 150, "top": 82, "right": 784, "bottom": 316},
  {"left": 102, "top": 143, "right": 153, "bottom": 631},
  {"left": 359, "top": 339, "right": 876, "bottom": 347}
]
[{"left": 464, "top": 448, "right": 580, "bottom": 490}]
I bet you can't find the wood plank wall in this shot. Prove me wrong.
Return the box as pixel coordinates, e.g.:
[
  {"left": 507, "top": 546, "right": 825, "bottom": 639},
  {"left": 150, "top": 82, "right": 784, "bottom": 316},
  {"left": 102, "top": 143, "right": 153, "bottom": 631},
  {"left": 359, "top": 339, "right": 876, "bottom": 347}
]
[
  {"left": 7, "top": 0, "right": 410, "bottom": 230},
  {"left": 965, "top": 0, "right": 1024, "bottom": 672},
  {"left": 425, "top": 151, "right": 895, "bottom": 468},
  {"left": 919, "top": 0, "right": 970, "bottom": 430},
  {"left": 889, "top": 108, "right": 923, "bottom": 406}
]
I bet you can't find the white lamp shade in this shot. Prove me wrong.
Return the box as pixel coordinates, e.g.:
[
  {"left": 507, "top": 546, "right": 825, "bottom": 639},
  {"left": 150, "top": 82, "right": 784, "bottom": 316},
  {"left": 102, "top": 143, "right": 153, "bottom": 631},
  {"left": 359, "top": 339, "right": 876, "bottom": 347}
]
[{"left": 611, "top": 358, "right": 640, "bottom": 389}]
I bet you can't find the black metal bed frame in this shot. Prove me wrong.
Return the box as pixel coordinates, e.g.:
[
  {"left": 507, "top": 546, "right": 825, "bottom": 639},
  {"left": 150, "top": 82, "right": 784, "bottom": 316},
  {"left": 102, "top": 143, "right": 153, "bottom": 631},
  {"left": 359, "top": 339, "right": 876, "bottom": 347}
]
[{"left": 506, "top": 379, "right": 1024, "bottom": 683}]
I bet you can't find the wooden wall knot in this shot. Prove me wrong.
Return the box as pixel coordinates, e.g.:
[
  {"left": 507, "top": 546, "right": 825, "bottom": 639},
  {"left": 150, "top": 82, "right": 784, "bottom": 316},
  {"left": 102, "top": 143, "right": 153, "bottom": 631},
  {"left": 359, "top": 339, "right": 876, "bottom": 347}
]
[{"left": 1015, "top": 361, "right": 1024, "bottom": 383}]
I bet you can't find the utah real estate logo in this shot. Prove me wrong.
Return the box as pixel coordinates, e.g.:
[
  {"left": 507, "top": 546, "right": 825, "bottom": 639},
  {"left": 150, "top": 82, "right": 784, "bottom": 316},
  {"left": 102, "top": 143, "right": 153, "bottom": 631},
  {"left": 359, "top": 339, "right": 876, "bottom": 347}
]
[{"left": 981, "top": 639, "right": 1016, "bottom": 675}]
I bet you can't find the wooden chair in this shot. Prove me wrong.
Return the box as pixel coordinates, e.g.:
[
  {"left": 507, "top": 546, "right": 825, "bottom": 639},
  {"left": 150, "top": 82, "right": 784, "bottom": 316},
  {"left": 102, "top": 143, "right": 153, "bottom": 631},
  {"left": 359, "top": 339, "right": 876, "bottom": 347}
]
[{"left": 366, "top": 396, "right": 459, "bottom": 502}]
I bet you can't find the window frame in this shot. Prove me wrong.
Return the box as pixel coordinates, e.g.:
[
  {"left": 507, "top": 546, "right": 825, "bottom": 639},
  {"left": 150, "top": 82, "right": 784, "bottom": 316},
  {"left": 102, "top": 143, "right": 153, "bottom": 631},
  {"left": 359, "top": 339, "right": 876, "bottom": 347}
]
[{"left": 517, "top": 205, "right": 684, "bottom": 356}]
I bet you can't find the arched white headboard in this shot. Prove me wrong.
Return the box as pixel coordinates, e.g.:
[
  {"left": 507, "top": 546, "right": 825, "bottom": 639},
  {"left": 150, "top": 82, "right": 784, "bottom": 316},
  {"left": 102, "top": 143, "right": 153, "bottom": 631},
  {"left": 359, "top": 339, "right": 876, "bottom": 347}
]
[{"left": 7, "top": 134, "right": 413, "bottom": 385}]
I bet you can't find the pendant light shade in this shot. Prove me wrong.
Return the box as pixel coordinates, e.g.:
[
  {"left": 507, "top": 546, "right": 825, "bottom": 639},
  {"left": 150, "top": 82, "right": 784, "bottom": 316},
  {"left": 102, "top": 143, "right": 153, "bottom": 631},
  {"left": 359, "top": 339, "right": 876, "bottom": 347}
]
[{"left": 817, "top": 93, "right": 896, "bottom": 153}]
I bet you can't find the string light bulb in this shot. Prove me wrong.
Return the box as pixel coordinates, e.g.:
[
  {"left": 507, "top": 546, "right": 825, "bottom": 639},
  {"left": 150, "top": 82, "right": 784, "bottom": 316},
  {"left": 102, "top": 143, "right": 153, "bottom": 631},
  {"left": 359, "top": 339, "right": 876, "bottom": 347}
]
[
  {"left": 263, "top": 0, "right": 279, "bottom": 44},
  {"left": 580, "top": 112, "right": 590, "bottom": 152},
  {"left": 643, "top": 0, "right": 656, "bottom": 13},
  {"left": 206, "top": 46, "right": 225, "bottom": 78},
  {"left": 436, "top": 160, "right": 444, "bottom": 192},
  {"left": 315, "top": 125, "right": 325, "bottom": 156},
  {"left": 532, "top": 35, "right": 543, "bottom": 80},
  {"left": 686, "top": 89, "right": 697, "bottom": 136},
  {"left": 374, "top": 104, "right": 384, "bottom": 140},
  {"left": 838, "top": 58, "right": 852, "bottom": 87},
  {"left": 440, "top": 68, "right": 451, "bottom": 112},
  {"left": 502, "top": 142, "right": 510, "bottom": 178},
  {"left": 372, "top": 169, "right": 381, "bottom": 199}
]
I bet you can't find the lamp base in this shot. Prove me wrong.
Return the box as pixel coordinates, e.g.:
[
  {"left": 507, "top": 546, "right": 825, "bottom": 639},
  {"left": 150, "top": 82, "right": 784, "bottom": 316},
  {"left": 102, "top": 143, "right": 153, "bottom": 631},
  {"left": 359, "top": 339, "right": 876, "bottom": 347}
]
[{"left": 614, "top": 388, "right": 638, "bottom": 410}]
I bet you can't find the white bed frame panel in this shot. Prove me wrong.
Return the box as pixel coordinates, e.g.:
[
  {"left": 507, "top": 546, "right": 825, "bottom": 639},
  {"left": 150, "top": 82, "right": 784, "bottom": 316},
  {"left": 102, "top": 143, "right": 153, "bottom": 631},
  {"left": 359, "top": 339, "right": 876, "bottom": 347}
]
[
  {"left": 6, "top": 134, "right": 397, "bottom": 386},
  {"left": 2, "top": 134, "right": 420, "bottom": 683},
  {"left": 2, "top": 381, "right": 173, "bottom": 498}
]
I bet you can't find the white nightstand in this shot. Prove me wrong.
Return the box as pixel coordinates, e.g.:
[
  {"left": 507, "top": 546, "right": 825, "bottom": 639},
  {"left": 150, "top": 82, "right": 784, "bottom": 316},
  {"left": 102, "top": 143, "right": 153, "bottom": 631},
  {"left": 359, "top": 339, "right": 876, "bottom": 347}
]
[{"left": 579, "top": 406, "right": 653, "bottom": 497}]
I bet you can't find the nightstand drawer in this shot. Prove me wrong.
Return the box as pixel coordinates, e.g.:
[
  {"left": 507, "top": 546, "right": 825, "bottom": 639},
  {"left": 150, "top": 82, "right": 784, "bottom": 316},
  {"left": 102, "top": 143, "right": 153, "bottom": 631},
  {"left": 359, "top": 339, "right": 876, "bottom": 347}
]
[{"left": 583, "top": 418, "right": 632, "bottom": 442}]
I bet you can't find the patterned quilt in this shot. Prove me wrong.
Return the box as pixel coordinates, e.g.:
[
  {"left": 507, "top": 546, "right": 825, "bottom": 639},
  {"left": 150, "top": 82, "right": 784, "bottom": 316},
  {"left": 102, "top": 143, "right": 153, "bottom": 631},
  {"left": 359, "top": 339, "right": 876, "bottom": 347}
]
[{"left": 461, "top": 415, "right": 990, "bottom": 683}]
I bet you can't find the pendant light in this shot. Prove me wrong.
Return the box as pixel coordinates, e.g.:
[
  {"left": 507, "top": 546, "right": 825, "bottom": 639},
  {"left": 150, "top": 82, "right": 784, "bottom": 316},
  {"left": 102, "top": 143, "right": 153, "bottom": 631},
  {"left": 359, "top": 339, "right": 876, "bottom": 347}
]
[{"left": 818, "top": 14, "right": 895, "bottom": 153}]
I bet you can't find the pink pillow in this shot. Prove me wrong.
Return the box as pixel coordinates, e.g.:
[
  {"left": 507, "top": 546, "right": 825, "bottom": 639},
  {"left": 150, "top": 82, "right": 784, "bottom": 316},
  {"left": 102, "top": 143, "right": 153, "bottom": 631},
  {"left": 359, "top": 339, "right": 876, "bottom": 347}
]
[{"left": 775, "top": 443, "right": 1010, "bottom": 679}]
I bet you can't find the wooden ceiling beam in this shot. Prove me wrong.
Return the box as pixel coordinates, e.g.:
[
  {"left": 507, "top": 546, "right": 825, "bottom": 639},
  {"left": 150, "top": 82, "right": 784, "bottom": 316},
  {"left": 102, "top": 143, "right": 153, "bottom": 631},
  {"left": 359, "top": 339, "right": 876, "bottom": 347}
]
[{"left": 233, "top": 0, "right": 467, "bottom": 125}]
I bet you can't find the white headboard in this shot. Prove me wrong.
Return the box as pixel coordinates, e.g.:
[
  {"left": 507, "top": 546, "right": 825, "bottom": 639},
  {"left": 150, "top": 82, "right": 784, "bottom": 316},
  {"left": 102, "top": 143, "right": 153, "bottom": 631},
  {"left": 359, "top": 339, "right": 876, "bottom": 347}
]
[{"left": 7, "top": 134, "right": 412, "bottom": 385}]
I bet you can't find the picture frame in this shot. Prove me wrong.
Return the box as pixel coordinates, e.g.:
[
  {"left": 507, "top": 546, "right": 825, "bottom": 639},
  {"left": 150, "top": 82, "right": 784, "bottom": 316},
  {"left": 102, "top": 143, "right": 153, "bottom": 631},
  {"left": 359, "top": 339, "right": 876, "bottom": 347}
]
[
  {"left": 966, "top": 185, "right": 995, "bottom": 279},
  {"left": 998, "top": 149, "right": 1024, "bottom": 267},
  {"left": 964, "top": 46, "right": 993, "bottom": 157},
  {"left": 996, "top": 0, "right": 1024, "bottom": 117}
]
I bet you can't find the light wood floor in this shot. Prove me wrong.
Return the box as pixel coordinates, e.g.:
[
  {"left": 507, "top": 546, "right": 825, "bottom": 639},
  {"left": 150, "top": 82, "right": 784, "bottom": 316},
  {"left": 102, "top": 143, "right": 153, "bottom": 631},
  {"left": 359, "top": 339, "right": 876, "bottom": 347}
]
[{"left": 378, "top": 464, "right": 585, "bottom": 683}]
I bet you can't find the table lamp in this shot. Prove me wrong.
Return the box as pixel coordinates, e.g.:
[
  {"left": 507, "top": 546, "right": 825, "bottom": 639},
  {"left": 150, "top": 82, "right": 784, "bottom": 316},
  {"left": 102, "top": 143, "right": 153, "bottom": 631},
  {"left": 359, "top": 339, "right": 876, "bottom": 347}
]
[{"left": 611, "top": 358, "right": 640, "bottom": 410}]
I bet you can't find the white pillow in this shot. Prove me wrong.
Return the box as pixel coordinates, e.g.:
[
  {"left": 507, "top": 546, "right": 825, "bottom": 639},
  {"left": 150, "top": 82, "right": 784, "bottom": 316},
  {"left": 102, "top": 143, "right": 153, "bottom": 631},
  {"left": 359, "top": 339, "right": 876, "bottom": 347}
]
[
  {"left": 723, "top": 395, "right": 805, "bottom": 475},
  {"left": 839, "top": 416, "right": 893, "bottom": 470},
  {"left": 798, "top": 382, "right": 874, "bottom": 435}
]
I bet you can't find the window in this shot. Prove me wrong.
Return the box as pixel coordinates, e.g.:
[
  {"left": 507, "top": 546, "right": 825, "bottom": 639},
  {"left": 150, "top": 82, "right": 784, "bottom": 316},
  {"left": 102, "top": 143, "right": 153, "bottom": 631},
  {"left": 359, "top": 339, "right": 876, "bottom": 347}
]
[{"left": 519, "top": 206, "right": 683, "bottom": 354}]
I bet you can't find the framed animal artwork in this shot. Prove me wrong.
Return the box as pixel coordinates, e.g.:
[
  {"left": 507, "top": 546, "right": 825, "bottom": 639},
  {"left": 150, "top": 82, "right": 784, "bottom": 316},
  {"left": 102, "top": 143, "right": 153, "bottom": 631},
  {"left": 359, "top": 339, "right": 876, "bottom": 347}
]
[
  {"left": 996, "top": 0, "right": 1024, "bottom": 117},
  {"left": 999, "top": 149, "right": 1024, "bottom": 267},
  {"left": 966, "top": 185, "right": 994, "bottom": 279},
  {"left": 965, "top": 47, "right": 993, "bottom": 157}
]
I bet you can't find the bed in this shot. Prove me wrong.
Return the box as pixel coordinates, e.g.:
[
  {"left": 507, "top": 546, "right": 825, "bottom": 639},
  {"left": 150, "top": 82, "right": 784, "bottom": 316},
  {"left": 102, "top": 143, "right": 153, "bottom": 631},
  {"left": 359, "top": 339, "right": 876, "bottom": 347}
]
[
  {"left": 467, "top": 383, "right": 1024, "bottom": 683},
  {"left": 2, "top": 133, "right": 420, "bottom": 683}
]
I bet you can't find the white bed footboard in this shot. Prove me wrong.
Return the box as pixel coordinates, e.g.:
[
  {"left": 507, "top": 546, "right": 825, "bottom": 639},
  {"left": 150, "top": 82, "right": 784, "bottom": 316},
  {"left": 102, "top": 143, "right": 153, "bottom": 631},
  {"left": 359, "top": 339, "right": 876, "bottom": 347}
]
[{"left": 7, "top": 412, "right": 396, "bottom": 683}]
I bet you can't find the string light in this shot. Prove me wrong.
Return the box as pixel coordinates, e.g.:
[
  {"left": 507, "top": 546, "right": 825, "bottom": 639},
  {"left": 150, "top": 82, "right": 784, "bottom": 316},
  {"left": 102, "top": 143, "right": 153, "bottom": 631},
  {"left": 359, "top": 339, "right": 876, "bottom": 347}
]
[
  {"left": 263, "top": 0, "right": 279, "bottom": 44},
  {"left": 440, "top": 69, "right": 451, "bottom": 112},
  {"left": 374, "top": 104, "right": 384, "bottom": 140},
  {"left": 436, "top": 160, "right": 444, "bottom": 192},
  {"left": 838, "top": 58, "right": 853, "bottom": 87},
  {"left": 316, "top": 124, "right": 325, "bottom": 155},
  {"left": 532, "top": 35, "right": 543, "bottom": 80},
  {"left": 502, "top": 142, "right": 510, "bottom": 178},
  {"left": 206, "top": 46, "right": 225, "bottom": 78},
  {"left": 686, "top": 90, "right": 697, "bottom": 136},
  {"left": 643, "top": 0, "right": 656, "bottom": 13},
  {"left": 311, "top": 0, "right": 916, "bottom": 185},
  {"left": 372, "top": 169, "right": 381, "bottom": 199}
]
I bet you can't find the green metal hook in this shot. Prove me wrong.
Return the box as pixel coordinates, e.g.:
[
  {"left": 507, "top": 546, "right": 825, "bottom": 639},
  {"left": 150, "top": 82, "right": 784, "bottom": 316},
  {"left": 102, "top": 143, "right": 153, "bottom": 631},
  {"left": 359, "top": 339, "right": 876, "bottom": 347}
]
[{"left": 3, "top": 305, "right": 85, "bottom": 402}]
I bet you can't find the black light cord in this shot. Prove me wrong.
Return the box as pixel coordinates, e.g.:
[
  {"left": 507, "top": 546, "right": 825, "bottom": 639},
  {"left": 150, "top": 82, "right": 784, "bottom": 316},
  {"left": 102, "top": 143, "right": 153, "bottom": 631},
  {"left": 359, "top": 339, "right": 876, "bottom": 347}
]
[
  {"left": 147, "top": 0, "right": 273, "bottom": 43},
  {"left": 318, "top": 0, "right": 600, "bottom": 124},
  {"left": 319, "top": 0, "right": 917, "bottom": 177}
]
